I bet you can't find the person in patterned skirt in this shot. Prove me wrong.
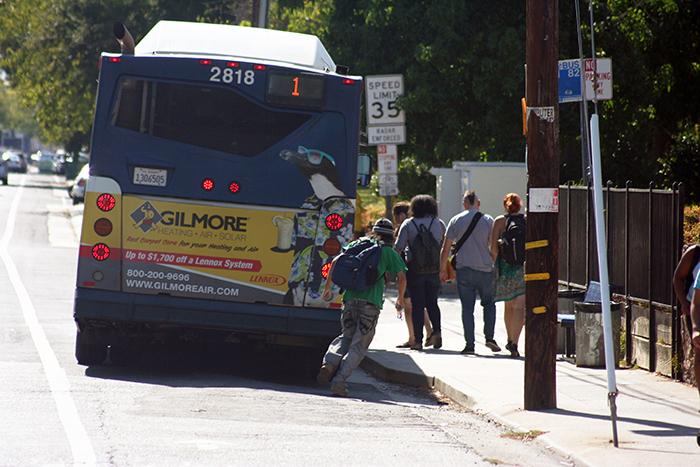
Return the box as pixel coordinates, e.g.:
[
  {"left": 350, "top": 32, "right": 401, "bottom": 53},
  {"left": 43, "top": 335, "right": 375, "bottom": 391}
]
[{"left": 490, "top": 193, "right": 526, "bottom": 358}]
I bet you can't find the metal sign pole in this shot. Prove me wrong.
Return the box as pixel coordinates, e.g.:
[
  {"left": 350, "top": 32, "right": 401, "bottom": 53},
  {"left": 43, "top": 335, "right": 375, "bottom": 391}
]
[{"left": 589, "top": 114, "right": 620, "bottom": 447}]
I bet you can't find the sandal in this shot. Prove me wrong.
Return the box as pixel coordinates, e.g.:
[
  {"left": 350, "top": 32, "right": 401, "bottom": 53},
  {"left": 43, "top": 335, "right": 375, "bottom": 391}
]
[
  {"left": 396, "top": 342, "right": 412, "bottom": 348},
  {"left": 424, "top": 333, "right": 433, "bottom": 347}
]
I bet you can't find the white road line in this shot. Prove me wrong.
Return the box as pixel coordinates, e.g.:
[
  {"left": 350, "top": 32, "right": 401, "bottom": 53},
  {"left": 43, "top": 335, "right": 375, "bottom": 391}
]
[{"left": 0, "top": 179, "right": 96, "bottom": 465}]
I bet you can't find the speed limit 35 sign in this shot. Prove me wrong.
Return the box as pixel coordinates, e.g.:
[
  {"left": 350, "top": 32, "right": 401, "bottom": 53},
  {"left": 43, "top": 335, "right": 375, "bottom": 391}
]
[
  {"left": 365, "top": 75, "right": 406, "bottom": 145},
  {"left": 365, "top": 75, "right": 405, "bottom": 126}
]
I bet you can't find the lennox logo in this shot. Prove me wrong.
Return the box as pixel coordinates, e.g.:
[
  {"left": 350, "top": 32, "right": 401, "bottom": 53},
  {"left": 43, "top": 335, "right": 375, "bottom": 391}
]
[
  {"left": 130, "top": 201, "right": 163, "bottom": 233},
  {"left": 249, "top": 274, "right": 287, "bottom": 286}
]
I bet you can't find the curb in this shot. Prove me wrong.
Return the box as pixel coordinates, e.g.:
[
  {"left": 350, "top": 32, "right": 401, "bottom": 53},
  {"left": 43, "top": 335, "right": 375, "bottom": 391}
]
[{"left": 361, "top": 352, "right": 587, "bottom": 467}]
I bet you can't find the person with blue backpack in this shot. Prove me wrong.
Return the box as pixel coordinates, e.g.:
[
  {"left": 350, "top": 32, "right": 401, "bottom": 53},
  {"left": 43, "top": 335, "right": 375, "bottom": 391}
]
[
  {"left": 395, "top": 195, "right": 446, "bottom": 350},
  {"left": 317, "top": 218, "right": 407, "bottom": 397}
]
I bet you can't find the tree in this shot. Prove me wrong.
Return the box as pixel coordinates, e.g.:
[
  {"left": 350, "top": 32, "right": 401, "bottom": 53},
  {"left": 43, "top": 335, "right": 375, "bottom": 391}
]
[
  {"left": 570, "top": 1, "right": 700, "bottom": 192},
  {"left": 0, "top": 0, "right": 249, "bottom": 153},
  {"left": 272, "top": 1, "right": 527, "bottom": 197}
]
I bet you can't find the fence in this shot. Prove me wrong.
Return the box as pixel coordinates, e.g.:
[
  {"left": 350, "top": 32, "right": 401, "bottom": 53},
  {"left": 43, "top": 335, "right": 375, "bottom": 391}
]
[{"left": 558, "top": 182, "right": 685, "bottom": 378}]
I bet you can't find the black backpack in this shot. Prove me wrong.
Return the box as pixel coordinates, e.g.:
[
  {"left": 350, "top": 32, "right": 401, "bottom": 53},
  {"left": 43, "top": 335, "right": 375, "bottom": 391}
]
[
  {"left": 500, "top": 214, "right": 526, "bottom": 266},
  {"left": 408, "top": 218, "right": 441, "bottom": 274},
  {"left": 331, "top": 238, "right": 383, "bottom": 291}
]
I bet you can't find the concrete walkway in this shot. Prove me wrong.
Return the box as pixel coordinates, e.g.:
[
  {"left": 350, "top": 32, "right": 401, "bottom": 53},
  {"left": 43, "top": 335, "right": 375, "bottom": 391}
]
[{"left": 361, "top": 291, "right": 700, "bottom": 466}]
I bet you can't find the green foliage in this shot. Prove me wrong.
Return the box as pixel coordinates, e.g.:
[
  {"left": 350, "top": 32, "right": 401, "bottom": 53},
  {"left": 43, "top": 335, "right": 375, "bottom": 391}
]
[
  {"left": 0, "top": 85, "right": 38, "bottom": 135},
  {"left": 588, "top": 1, "right": 700, "bottom": 192},
  {"left": 0, "top": 0, "right": 245, "bottom": 151},
  {"left": 271, "top": 1, "right": 526, "bottom": 199}
]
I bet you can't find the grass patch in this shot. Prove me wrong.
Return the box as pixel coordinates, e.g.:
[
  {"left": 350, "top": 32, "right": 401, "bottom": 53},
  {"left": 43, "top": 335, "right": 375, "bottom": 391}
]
[{"left": 500, "top": 429, "right": 546, "bottom": 441}]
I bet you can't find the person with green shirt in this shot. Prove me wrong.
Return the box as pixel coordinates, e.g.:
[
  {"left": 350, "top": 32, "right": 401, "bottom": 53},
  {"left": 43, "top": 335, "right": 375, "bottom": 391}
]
[{"left": 317, "top": 218, "right": 407, "bottom": 397}]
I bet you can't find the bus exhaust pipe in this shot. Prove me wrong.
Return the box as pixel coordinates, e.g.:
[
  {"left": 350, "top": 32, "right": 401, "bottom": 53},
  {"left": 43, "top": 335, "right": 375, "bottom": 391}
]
[{"left": 113, "top": 22, "right": 135, "bottom": 55}]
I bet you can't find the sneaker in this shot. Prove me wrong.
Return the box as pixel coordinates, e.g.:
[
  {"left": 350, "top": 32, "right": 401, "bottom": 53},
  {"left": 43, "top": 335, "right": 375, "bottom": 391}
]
[
  {"left": 410, "top": 342, "right": 423, "bottom": 351},
  {"left": 429, "top": 334, "right": 443, "bottom": 349},
  {"left": 396, "top": 342, "right": 412, "bottom": 348},
  {"left": 330, "top": 382, "right": 348, "bottom": 397},
  {"left": 316, "top": 363, "right": 335, "bottom": 385},
  {"left": 485, "top": 339, "right": 501, "bottom": 352},
  {"left": 505, "top": 341, "right": 520, "bottom": 358},
  {"left": 461, "top": 345, "right": 475, "bottom": 355}
]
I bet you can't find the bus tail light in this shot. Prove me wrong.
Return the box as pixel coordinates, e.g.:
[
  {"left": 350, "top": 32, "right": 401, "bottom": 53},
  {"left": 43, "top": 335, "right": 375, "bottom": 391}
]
[
  {"left": 229, "top": 181, "right": 240, "bottom": 193},
  {"left": 108, "top": 57, "right": 121, "bottom": 63},
  {"left": 199, "top": 59, "right": 212, "bottom": 65},
  {"left": 94, "top": 218, "right": 113, "bottom": 237},
  {"left": 96, "top": 193, "right": 116, "bottom": 212},
  {"left": 342, "top": 79, "right": 354, "bottom": 85},
  {"left": 227, "top": 62, "right": 240, "bottom": 68},
  {"left": 323, "top": 238, "right": 341, "bottom": 256},
  {"left": 92, "top": 243, "right": 111, "bottom": 261},
  {"left": 253, "top": 64, "right": 266, "bottom": 71},
  {"left": 321, "top": 262, "right": 332, "bottom": 279},
  {"left": 202, "top": 178, "right": 215, "bottom": 191},
  {"left": 325, "top": 213, "right": 343, "bottom": 231}
]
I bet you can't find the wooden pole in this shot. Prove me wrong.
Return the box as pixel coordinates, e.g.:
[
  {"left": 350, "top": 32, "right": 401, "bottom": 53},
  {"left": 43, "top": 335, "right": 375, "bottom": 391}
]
[{"left": 524, "top": 0, "right": 559, "bottom": 410}]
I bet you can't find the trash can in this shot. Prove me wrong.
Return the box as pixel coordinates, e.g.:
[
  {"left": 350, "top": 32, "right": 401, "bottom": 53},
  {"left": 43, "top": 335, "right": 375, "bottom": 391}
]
[
  {"left": 574, "top": 301, "right": 622, "bottom": 367},
  {"left": 557, "top": 289, "right": 584, "bottom": 354}
]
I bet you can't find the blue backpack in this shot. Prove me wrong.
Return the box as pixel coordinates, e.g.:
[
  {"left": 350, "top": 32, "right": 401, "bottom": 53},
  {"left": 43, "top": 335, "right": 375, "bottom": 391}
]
[{"left": 331, "top": 238, "right": 383, "bottom": 291}]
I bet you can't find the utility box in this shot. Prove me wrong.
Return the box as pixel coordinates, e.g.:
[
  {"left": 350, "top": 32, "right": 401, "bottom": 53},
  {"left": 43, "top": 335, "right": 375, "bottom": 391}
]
[{"left": 430, "top": 161, "right": 527, "bottom": 222}]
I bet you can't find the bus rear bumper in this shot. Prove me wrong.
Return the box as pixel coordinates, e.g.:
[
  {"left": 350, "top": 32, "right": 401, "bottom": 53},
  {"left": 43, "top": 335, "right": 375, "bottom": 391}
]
[{"left": 73, "top": 288, "right": 340, "bottom": 344}]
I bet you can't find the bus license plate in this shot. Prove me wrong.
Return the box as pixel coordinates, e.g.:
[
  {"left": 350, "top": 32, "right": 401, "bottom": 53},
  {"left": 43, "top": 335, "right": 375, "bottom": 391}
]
[{"left": 133, "top": 167, "right": 167, "bottom": 187}]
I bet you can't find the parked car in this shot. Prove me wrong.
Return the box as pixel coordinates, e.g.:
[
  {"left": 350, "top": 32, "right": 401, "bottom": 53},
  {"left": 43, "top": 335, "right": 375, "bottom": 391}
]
[
  {"left": 0, "top": 159, "right": 8, "bottom": 185},
  {"left": 69, "top": 163, "right": 90, "bottom": 204},
  {"left": 38, "top": 153, "right": 58, "bottom": 173},
  {"left": 1, "top": 151, "right": 28, "bottom": 173}
]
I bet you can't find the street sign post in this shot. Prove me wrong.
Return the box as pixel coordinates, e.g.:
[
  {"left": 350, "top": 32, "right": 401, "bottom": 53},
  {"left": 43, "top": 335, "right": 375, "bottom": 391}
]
[
  {"left": 368, "top": 125, "right": 406, "bottom": 145},
  {"left": 377, "top": 144, "right": 399, "bottom": 196},
  {"left": 365, "top": 74, "right": 406, "bottom": 147},
  {"left": 366, "top": 75, "right": 405, "bottom": 216},
  {"left": 378, "top": 173, "right": 399, "bottom": 196},
  {"left": 558, "top": 58, "right": 613, "bottom": 103},
  {"left": 365, "top": 75, "right": 405, "bottom": 126},
  {"left": 377, "top": 144, "right": 398, "bottom": 174}
]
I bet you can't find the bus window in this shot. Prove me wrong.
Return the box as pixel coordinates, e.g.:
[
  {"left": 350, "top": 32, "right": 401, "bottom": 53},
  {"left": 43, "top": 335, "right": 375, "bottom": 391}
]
[
  {"left": 111, "top": 78, "right": 312, "bottom": 156},
  {"left": 113, "top": 78, "right": 146, "bottom": 132}
]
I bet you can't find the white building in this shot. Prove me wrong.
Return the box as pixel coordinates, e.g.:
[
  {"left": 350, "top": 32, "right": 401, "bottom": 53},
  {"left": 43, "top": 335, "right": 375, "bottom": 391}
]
[{"left": 430, "top": 161, "right": 527, "bottom": 222}]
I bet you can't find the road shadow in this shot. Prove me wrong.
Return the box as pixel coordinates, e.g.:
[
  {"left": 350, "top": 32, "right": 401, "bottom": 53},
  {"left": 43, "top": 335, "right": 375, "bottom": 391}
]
[
  {"left": 83, "top": 341, "right": 412, "bottom": 406},
  {"left": 543, "top": 408, "right": 698, "bottom": 439}
]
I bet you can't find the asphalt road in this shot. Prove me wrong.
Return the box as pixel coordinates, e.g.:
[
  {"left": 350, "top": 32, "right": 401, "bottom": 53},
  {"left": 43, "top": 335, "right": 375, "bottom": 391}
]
[{"left": 0, "top": 172, "right": 568, "bottom": 466}]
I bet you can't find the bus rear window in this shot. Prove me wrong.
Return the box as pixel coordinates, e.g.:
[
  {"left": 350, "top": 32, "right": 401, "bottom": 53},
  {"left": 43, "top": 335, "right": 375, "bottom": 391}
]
[{"left": 112, "top": 78, "right": 311, "bottom": 156}]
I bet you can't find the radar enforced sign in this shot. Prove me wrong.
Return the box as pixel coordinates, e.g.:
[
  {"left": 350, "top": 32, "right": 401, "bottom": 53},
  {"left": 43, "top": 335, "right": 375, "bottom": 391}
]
[{"left": 121, "top": 195, "right": 302, "bottom": 304}]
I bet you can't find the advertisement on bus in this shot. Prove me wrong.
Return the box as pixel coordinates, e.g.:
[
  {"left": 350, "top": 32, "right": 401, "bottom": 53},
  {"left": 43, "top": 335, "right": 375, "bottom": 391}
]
[{"left": 120, "top": 195, "right": 322, "bottom": 305}]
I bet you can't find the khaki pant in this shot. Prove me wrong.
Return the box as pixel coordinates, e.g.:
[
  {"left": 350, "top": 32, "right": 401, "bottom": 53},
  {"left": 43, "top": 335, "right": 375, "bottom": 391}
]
[{"left": 322, "top": 299, "right": 380, "bottom": 388}]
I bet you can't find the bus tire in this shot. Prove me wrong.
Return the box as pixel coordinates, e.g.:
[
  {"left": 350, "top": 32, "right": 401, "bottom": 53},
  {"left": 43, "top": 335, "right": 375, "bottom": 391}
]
[{"left": 75, "top": 327, "right": 107, "bottom": 366}]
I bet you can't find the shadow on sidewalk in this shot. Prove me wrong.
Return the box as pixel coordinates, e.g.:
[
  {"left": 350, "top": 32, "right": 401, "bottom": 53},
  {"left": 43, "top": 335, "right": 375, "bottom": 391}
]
[{"left": 547, "top": 408, "right": 698, "bottom": 438}]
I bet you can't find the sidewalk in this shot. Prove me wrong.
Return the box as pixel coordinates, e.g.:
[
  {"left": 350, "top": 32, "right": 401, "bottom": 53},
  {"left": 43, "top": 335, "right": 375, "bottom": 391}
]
[{"left": 361, "top": 291, "right": 700, "bottom": 466}]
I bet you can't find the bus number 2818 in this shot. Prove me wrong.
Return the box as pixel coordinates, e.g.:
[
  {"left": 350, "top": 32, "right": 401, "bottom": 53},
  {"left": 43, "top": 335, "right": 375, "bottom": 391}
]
[{"left": 209, "top": 67, "right": 255, "bottom": 85}]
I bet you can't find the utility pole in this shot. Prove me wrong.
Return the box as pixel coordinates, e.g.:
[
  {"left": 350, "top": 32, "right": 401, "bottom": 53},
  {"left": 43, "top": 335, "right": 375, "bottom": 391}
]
[{"left": 524, "top": 0, "right": 559, "bottom": 410}]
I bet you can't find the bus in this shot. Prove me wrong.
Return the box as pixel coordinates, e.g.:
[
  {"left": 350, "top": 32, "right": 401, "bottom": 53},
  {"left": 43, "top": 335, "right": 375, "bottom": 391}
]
[{"left": 73, "top": 21, "right": 362, "bottom": 365}]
